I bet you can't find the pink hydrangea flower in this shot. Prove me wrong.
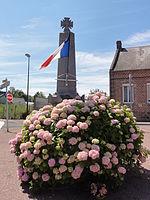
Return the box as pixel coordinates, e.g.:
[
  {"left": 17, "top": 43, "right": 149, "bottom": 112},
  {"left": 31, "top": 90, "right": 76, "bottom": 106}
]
[
  {"left": 139, "top": 156, "right": 146, "bottom": 163},
  {"left": 110, "top": 144, "right": 116, "bottom": 151},
  {"left": 33, "top": 149, "right": 40, "bottom": 154},
  {"left": 67, "top": 119, "right": 75, "bottom": 126},
  {"left": 111, "top": 156, "right": 118, "bottom": 165},
  {"left": 118, "top": 167, "right": 126, "bottom": 174},
  {"left": 93, "top": 111, "right": 99, "bottom": 117},
  {"left": 32, "top": 172, "right": 39, "bottom": 180},
  {"left": 92, "top": 95, "right": 99, "bottom": 102},
  {"left": 91, "top": 144, "right": 100, "bottom": 152},
  {"left": 59, "top": 158, "right": 66, "bottom": 165},
  {"left": 78, "top": 142, "right": 86, "bottom": 150},
  {"left": 37, "top": 131, "right": 44, "bottom": 139},
  {"left": 43, "top": 132, "right": 52, "bottom": 141},
  {"left": 111, "top": 119, "right": 119, "bottom": 125},
  {"left": 29, "top": 124, "right": 35, "bottom": 131},
  {"left": 110, "top": 108, "right": 116, "bottom": 113},
  {"left": 25, "top": 141, "right": 32, "bottom": 149},
  {"left": 42, "top": 173, "right": 50, "bottom": 181},
  {"left": 30, "top": 115, "right": 38, "bottom": 123},
  {"left": 40, "top": 139, "right": 46, "bottom": 146},
  {"left": 106, "top": 162, "right": 112, "bottom": 169},
  {"left": 20, "top": 143, "right": 26, "bottom": 151},
  {"left": 10, "top": 146, "right": 15, "bottom": 153},
  {"left": 27, "top": 154, "right": 34, "bottom": 162},
  {"left": 79, "top": 122, "right": 88, "bottom": 130},
  {"left": 48, "top": 158, "right": 56, "bottom": 167},
  {"left": 77, "top": 151, "right": 88, "bottom": 161},
  {"left": 83, "top": 148, "right": 89, "bottom": 154},
  {"left": 43, "top": 118, "right": 51, "bottom": 126},
  {"left": 56, "top": 120, "right": 63, "bottom": 129},
  {"left": 127, "top": 143, "right": 134, "bottom": 150},
  {"left": 56, "top": 119, "right": 67, "bottom": 129},
  {"left": 129, "top": 127, "right": 135, "bottom": 133},
  {"left": 99, "top": 185, "right": 107, "bottom": 196},
  {"left": 33, "top": 120, "right": 40, "bottom": 126},
  {"left": 99, "top": 105, "right": 106, "bottom": 111},
  {"left": 89, "top": 150, "right": 99, "bottom": 160},
  {"left": 21, "top": 173, "right": 29, "bottom": 182},
  {"left": 71, "top": 165, "right": 83, "bottom": 179},
  {"left": 67, "top": 114, "right": 77, "bottom": 121},
  {"left": 131, "top": 133, "right": 139, "bottom": 140},
  {"left": 17, "top": 167, "right": 23, "bottom": 179},
  {"left": 43, "top": 105, "right": 51, "bottom": 111},
  {"left": 69, "top": 137, "right": 77, "bottom": 145},
  {"left": 90, "top": 163, "right": 100, "bottom": 173},
  {"left": 99, "top": 95, "right": 108, "bottom": 104},
  {"left": 72, "top": 126, "right": 79, "bottom": 133},
  {"left": 23, "top": 119, "right": 31, "bottom": 127},
  {"left": 51, "top": 113, "right": 59, "bottom": 120},
  {"left": 124, "top": 117, "right": 130, "bottom": 123},
  {"left": 102, "top": 156, "right": 110, "bottom": 165}
]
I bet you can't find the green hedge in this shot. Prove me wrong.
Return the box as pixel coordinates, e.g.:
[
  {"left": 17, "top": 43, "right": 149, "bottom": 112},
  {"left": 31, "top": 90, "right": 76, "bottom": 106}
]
[{"left": 0, "top": 104, "right": 33, "bottom": 119}]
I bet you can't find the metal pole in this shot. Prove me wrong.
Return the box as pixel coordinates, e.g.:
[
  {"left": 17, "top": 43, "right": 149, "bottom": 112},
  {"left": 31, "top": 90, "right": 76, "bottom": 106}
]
[
  {"left": 129, "top": 73, "right": 132, "bottom": 110},
  {"left": 6, "top": 86, "right": 9, "bottom": 132},
  {"left": 25, "top": 53, "right": 30, "bottom": 116}
]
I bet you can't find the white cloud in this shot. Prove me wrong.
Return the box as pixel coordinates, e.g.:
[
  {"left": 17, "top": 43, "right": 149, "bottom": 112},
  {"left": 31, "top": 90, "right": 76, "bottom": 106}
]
[
  {"left": 124, "top": 29, "right": 150, "bottom": 46},
  {"left": 21, "top": 17, "right": 41, "bottom": 29},
  {"left": 77, "top": 73, "right": 109, "bottom": 96},
  {"left": 75, "top": 51, "right": 113, "bottom": 95},
  {"left": 76, "top": 51, "right": 113, "bottom": 72}
]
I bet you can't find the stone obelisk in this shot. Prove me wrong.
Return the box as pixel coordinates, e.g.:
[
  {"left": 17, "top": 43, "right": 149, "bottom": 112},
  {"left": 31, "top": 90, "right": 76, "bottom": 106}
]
[{"left": 56, "top": 17, "right": 77, "bottom": 99}]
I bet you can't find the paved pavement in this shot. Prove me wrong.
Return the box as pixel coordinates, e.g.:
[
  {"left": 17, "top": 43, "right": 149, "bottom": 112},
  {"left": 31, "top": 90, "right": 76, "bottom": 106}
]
[{"left": 0, "top": 120, "right": 150, "bottom": 200}]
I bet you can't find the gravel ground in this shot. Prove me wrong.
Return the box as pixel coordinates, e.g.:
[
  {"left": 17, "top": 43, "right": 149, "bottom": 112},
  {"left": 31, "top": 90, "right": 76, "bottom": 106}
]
[{"left": 0, "top": 121, "right": 150, "bottom": 200}]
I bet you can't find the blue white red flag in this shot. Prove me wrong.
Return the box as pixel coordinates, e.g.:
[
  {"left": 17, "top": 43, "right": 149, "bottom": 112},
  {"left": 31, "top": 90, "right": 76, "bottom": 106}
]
[{"left": 40, "top": 37, "right": 69, "bottom": 69}]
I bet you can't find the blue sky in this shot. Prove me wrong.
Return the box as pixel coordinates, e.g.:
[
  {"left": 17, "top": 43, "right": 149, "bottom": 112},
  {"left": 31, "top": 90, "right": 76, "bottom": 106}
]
[{"left": 0, "top": 0, "right": 150, "bottom": 96}]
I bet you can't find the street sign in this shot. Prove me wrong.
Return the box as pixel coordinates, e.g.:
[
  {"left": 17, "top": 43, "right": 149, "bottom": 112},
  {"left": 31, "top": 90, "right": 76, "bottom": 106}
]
[
  {"left": 0, "top": 81, "right": 10, "bottom": 90},
  {"left": 0, "top": 91, "right": 6, "bottom": 98},
  {"left": 7, "top": 93, "right": 13, "bottom": 102}
]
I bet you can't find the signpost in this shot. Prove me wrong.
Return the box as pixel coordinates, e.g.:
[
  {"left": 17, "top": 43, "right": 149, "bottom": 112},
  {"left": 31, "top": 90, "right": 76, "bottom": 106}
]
[
  {"left": 0, "top": 81, "right": 10, "bottom": 90},
  {"left": 0, "top": 80, "right": 10, "bottom": 132},
  {"left": 7, "top": 93, "right": 13, "bottom": 102},
  {"left": 0, "top": 91, "right": 6, "bottom": 98}
]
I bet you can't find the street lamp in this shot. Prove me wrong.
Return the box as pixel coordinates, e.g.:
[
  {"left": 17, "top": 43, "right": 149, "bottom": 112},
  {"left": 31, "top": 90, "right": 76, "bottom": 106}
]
[{"left": 25, "top": 53, "right": 31, "bottom": 116}]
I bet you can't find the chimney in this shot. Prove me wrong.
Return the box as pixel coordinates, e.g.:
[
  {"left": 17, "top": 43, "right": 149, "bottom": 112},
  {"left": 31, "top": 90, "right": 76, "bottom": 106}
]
[{"left": 116, "top": 40, "right": 122, "bottom": 50}]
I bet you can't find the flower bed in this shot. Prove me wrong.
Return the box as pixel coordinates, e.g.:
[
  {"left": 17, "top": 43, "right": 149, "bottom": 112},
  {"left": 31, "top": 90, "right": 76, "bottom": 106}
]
[{"left": 9, "top": 92, "right": 147, "bottom": 199}]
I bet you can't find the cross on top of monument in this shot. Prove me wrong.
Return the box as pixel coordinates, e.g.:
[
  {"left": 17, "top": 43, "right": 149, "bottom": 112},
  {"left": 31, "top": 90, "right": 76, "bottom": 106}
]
[{"left": 61, "top": 17, "right": 73, "bottom": 33}]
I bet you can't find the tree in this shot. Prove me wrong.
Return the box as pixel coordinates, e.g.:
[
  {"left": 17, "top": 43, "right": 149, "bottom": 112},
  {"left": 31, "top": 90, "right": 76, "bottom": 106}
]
[
  {"left": 34, "top": 91, "right": 46, "bottom": 98},
  {"left": 90, "top": 88, "right": 107, "bottom": 96},
  {"left": 11, "top": 89, "right": 26, "bottom": 100}
]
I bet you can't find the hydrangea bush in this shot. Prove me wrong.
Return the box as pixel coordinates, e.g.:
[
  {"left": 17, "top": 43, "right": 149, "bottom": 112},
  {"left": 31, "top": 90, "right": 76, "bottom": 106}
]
[{"left": 9, "top": 92, "right": 147, "bottom": 199}]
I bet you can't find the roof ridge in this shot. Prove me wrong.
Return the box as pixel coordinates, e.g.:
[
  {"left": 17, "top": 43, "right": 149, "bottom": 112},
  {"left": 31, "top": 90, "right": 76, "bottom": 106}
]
[{"left": 125, "top": 44, "right": 150, "bottom": 49}]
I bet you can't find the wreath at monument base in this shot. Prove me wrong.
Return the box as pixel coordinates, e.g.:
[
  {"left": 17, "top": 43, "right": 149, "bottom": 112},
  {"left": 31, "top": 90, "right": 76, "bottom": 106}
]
[{"left": 9, "top": 92, "right": 147, "bottom": 199}]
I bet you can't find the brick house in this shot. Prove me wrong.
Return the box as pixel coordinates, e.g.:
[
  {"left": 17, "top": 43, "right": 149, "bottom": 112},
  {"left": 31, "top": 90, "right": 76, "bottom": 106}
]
[{"left": 110, "top": 41, "right": 150, "bottom": 121}]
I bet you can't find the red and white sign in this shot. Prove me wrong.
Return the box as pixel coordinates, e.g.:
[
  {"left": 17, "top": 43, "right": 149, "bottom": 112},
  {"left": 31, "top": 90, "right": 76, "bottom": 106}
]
[{"left": 7, "top": 93, "right": 13, "bottom": 102}]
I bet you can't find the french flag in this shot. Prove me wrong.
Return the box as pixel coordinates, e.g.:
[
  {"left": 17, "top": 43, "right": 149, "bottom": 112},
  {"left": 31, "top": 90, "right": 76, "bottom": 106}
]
[{"left": 40, "top": 37, "right": 69, "bottom": 69}]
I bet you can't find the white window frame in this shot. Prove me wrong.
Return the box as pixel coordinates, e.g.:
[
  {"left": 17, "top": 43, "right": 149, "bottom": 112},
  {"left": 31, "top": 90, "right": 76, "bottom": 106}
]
[
  {"left": 147, "top": 83, "right": 150, "bottom": 104},
  {"left": 122, "top": 84, "right": 134, "bottom": 104}
]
